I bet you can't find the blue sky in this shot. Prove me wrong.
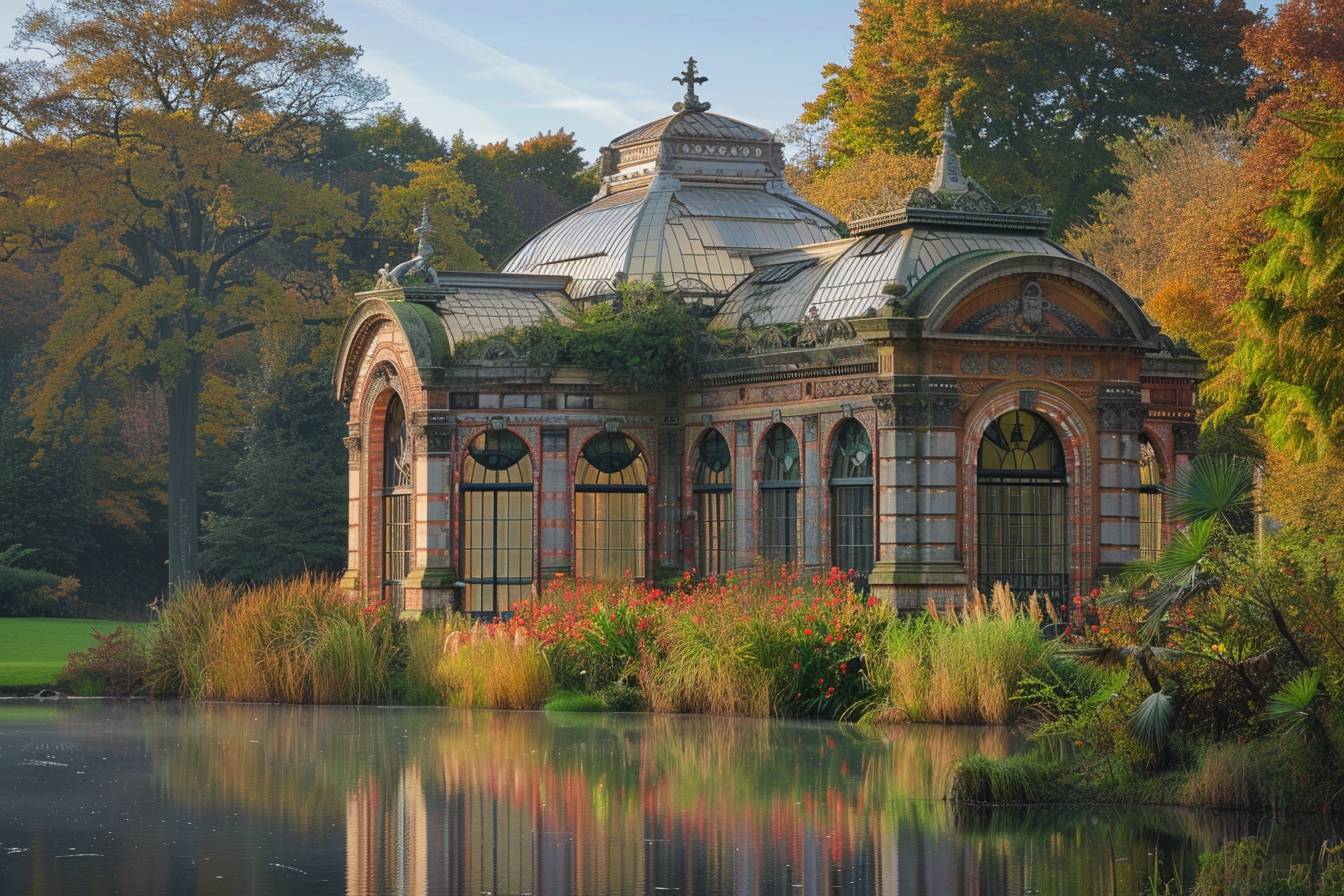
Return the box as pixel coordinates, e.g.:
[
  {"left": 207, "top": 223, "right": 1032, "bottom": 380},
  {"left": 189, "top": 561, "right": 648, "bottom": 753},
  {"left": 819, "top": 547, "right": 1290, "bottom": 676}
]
[{"left": 0, "top": 0, "right": 854, "bottom": 159}]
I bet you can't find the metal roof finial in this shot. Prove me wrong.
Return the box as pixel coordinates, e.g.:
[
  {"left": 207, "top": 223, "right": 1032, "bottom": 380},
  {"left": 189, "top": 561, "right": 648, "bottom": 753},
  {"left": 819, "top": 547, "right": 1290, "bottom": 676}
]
[
  {"left": 672, "top": 57, "right": 710, "bottom": 113},
  {"left": 928, "top": 104, "right": 968, "bottom": 195}
]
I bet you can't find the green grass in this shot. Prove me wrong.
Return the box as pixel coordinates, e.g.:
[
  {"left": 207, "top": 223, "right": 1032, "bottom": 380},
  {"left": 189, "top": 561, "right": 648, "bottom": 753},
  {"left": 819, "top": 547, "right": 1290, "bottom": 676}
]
[
  {"left": 0, "top": 618, "right": 152, "bottom": 687},
  {"left": 544, "top": 690, "right": 608, "bottom": 712}
]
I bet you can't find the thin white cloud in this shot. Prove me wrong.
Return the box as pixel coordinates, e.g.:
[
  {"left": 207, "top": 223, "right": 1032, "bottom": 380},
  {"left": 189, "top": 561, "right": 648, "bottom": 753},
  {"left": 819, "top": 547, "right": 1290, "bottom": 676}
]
[
  {"left": 360, "top": 50, "right": 511, "bottom": 141},
  {"left": 351, "top": 0, "right": 640, "bottom": 133}
]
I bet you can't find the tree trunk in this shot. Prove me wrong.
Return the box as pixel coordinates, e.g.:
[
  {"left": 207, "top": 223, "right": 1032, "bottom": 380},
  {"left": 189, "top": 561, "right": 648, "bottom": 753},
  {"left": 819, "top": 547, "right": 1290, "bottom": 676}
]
[{"left": 167, "top": 353, "right": 203, "bottom": 589}]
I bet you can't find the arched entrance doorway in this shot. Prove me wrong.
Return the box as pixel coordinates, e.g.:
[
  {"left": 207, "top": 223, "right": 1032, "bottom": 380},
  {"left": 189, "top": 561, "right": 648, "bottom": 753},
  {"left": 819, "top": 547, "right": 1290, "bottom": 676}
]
[
  {"left": 976, "top": 408, "right": 1068, "bottom": 599},
  {"left": 381, "top": 393, "right": 413, "bottom": 607},
  {"left": 462, "top": 430, "right": 534, "bottom": 617}
]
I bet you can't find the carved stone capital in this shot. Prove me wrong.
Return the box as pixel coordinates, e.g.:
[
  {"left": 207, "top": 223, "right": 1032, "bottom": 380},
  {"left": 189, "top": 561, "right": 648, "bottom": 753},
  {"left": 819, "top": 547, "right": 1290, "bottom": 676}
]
[
  {"left": 1096, "top": 383, "right": 1146, "bottom": 432},
  {"left": 875, "top": 376, "right": 960, "bottom": 428},
  {"left": 410, "top": 410, "right": 455, "bottom": 455}
]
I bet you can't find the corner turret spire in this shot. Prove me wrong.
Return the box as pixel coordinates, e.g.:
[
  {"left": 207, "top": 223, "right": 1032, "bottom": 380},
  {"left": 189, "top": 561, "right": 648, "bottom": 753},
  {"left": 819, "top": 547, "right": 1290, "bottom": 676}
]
[
  {"left": 928, "top": 105, "right": 968, "bottom": 195},
  {"left": 672, "top": 57, "right": 710, "bottom": 113}
]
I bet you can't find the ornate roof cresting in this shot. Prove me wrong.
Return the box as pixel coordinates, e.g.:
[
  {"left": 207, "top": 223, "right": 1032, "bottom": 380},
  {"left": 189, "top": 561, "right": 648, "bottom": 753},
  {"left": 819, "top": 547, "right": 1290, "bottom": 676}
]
[
  {"left": 375, "top": 203, "right": 439, "bottom": 290},
  {"left": 928, "top": 105, "right": 968, "bottom": 196},
  {"left": 672, "top": 57, "right": 710, "bottom": 113}
]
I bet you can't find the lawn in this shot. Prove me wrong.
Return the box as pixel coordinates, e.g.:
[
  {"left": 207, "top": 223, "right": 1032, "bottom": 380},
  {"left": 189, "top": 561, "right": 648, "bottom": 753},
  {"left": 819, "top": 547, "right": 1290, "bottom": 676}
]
[{"left": 0, "top": 618, "right": 152, "bottom": 687}]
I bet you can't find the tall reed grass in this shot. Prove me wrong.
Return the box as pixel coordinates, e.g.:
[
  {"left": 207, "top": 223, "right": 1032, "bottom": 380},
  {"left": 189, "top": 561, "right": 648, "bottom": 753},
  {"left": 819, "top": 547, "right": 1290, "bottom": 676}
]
[
  {"left": 432, "top": 627, "right": 553, "bottom": 709},
  {"left": 146, "top": 580, "right": 237, "bottom": 698},
  {"left": 874, "top": 583, "right": 1052, "bottom": 724},
  {"left": 148, "top": 574, "right": 397, "bottom": 704}
]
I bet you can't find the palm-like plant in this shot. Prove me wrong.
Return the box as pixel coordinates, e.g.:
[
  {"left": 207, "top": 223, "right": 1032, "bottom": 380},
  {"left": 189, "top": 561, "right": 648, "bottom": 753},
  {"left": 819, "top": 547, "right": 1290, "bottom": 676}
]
[{"left": 1084, "top": 455, "right": 1258, "bottom": 763}]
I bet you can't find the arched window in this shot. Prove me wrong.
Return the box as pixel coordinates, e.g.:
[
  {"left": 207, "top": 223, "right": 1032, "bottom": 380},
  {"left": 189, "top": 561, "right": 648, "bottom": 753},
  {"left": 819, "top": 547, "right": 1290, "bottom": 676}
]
[
  {"left": 760, "top": 424, "right": 801, "bottom": 565},
  {"left": 463, "top": 430, "right": 534, "bottom": 616},
  {"left": 1139, "top": 437, "right": 1164, "bottom": 562},
  {"left": 381, "top": 393, "right": 412, "bottom": 607},
  {"left": 977, "top": 409, "right": 1068, "bottom": 599},
  {"left": 829, "top": 421, "right": 874, "bottom": 578},
  {"left": 575, "top": 432, "right": 647, "bottom": 579},
  {"left": 693, "top": 430, "right": 733, "bottom": 576}
]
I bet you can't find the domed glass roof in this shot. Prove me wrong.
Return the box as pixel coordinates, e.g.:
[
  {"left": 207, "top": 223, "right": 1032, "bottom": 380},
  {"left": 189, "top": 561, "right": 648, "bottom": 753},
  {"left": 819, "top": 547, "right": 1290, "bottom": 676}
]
[{"left": 501, "top": 60, "right": 838, "bottom": 300}]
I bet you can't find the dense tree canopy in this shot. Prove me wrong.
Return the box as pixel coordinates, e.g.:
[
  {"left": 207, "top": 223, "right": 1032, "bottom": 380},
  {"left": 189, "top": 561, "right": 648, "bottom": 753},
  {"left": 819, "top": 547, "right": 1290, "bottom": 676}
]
[
  {"left": 804, "top": 0, "right": 1257, "bottom": 228},
  {"left": 0, "top": 0, "right": 384, "bottom": 585},
  {"left": 1066, "top": 117, "right": 1257, "bottom": 362}
]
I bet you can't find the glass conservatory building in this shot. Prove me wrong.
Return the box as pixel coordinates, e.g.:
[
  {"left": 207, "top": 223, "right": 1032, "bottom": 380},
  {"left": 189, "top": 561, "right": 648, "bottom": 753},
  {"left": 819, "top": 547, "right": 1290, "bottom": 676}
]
[{"left": 334, "top": 67, "right": 1203, "bottom": 616}]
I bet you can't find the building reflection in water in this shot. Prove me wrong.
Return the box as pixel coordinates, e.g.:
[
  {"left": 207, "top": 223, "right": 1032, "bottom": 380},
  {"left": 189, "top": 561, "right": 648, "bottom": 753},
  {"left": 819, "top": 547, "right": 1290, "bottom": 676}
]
[{"left": 322, "top": 709, "right": 1222, "bottom": 896}]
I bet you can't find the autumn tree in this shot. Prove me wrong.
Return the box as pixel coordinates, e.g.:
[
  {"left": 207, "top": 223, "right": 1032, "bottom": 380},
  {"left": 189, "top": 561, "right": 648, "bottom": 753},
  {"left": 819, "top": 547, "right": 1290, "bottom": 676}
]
[
  {"left": 805, "top": 0, "right": 1257, "bottom": 229},
  {"left": 1210, "top": 111, "right": 1344, "bottom": 461},
  {"left": 787, "top": 145, "right": 929, "bottom": 222},
  {"left": 0, "top": 0, "right": 384, "bottom": 585},
  {"left": 449, "top": 131, "right": 597, "bottom": 267},
  {"left": 1065, "top": 117, "right": 1257, "bottom": 362}
]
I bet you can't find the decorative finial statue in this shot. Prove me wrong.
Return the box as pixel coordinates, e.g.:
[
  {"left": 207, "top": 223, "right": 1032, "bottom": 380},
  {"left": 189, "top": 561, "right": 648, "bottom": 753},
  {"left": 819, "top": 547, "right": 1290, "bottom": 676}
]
[
  {"left": 414, "top": 202, "right": 434, "bottom": 264},
  {"left": 375, "top": 202, "right": 439, "bottom": 289},
  {"left": 672, "top": 57, "right": 710, "bottom": 113},
  {"left": 927, "top": 104, "right": 968, "bottom": 195}
]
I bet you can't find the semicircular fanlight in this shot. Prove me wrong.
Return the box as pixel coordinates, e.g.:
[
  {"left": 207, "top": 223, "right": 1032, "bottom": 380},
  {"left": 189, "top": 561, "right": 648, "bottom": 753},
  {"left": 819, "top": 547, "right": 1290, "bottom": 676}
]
[
  {"left": 467, "top": 431, "right": 528, "bottom": 471},
  {"left": 581, "top": 432, "right": 641, "bottom": 475}
]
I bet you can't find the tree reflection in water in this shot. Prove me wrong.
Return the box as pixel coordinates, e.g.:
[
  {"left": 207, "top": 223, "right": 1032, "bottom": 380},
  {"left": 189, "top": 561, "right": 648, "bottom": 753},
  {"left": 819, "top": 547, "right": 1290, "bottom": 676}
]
[{"left": 0, "top": 703, "right": 1325, "bottom": 896}]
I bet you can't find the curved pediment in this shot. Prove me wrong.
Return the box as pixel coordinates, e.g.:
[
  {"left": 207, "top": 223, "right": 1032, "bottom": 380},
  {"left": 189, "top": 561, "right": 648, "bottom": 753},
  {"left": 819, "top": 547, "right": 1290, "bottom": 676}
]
[{"left": 917, "top": 253, "right": 1156, "bottom": 345}]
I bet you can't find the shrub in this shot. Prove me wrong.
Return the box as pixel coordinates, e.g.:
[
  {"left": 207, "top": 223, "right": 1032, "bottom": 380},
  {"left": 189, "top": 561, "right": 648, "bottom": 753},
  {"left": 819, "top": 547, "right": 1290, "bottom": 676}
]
[
  {"left": 146, "top": 580, "right": 237, "bottom": 698},
  {"left": 1187, "top": 836, "right": 1341, "bottom": 896},
  {"left": 58, "top": 625, "right": 148, "bottom": 696},
  {"left": 515, "top": 565, "right": 888, "bottom": 718},
  {"left": 874, "top": 584, "right": 1053, "bottom": 724},
  {"left": 0, "top": 545, "right": 78, "bottom": 617},
  {"left": 435, "top": 626, "right": 553, "bottom": 709}
]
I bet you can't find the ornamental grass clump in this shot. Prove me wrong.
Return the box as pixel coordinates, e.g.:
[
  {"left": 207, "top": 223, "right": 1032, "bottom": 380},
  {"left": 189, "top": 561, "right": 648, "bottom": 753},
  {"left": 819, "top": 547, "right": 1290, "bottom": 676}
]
[
  {"left": 434, "top": 625, "right": 553, "bottom": 709},
  {"left": 875, "top": 583, "right": 1053, "bottom": 724},
  {"left": 146, "top": 579, "right": 238, "bottom": 698},
  {"left": 199, "top": 573, "right": 397, "bottom": 704}
]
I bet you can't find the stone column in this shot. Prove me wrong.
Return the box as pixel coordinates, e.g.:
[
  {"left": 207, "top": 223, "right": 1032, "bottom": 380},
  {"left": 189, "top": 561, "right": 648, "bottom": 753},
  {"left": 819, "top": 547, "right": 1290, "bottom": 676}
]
[
  {"left": 869, "top": 376, "right": 966, "bottom": 608},
  {"left": 655, "top": 426, "right": 684, "bottom": 574},
  {"left": 802, "top": 414, "right": 822, "bottom": 569},
  {"left": 539, "top": 426, "right": 571, "bottom": 578},
  {"left": 733, "top": 420, "right": 754, "bottom": 569},
  {"left": 339, "top": 422, "right": 362, "bottom": 598},
  {"left": 1096, "top": 384, "right": 1145, "bottom": 577},
  {"left": 403, "top": 411, "right": 456, "bottom": 616}
]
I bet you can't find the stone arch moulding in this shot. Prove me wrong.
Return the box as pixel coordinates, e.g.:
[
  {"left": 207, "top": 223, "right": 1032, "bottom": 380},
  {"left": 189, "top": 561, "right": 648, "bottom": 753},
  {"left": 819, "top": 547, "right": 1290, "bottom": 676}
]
[
  {"left": 958, "top": 382, "right": 1098, "bottom": 599},
  {"left": 335, "top": 298, "right": 450, "bottom": 405}
]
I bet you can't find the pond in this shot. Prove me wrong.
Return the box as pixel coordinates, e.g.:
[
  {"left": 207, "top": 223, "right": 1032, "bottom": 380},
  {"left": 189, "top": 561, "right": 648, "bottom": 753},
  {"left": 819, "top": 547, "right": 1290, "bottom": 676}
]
[{"left": 0, "top": 703, "right": 1326, "bottom": 895}]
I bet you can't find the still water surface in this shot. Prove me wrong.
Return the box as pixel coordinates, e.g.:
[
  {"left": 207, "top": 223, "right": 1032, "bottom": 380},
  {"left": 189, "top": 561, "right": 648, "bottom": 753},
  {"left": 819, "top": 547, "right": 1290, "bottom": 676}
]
[{"left": 0, "top": 702, "right": 1323, "bottom": 895}]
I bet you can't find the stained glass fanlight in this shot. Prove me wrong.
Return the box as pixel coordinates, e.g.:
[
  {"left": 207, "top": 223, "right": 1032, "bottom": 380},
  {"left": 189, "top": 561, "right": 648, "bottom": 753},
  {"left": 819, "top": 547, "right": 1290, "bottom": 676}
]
[
  {"left": 976, "top": 409, "right": 1068, "bottom": 600},
  {"left": 463, "top": 430, "right": 534, "bottom": 616},
  {"left": 829, "top": 420, "right": 873, "bottom": 580},
  {"left": 693, "top": 429, "right": 733, "bottom": 576},
  {"left": 575, "top": 432, "right": 648, "bottom": 578},
  {"left": 759, "top": 424, "right": 800, "bottom": 565}
]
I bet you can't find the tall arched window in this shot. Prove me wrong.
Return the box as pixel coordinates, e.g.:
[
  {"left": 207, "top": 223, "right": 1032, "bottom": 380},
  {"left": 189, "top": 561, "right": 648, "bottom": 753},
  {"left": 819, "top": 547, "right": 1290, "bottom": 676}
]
[
  {"left": 381, "top": 393, "right": 412, "bottom": 607},
  {"left": 829, "top": 421, "right": 874, "bottom": 578},
  {"left": 1139, "top": 437, "right": 1164, "bottom": 562},
  {"left": 977, "top": 409, "right": 1068, "bottom": 599},
  {"left": 760, "top": 424, "right": 801, "bottom": 565},
  {"left": 693, "top": 430, "right": 733, "bottom": 576},
  {"left": 463, "top": 430, "right": 534, "bottom": 616},
  {"left": 575, "top": 433, "right": 647, "bottom": 578}
]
